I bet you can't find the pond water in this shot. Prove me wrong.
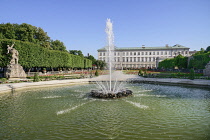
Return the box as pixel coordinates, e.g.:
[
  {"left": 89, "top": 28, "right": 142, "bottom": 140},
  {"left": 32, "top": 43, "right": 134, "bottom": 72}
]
[{"left": 0, "top": 83, "right": 210, "bottom": 140}]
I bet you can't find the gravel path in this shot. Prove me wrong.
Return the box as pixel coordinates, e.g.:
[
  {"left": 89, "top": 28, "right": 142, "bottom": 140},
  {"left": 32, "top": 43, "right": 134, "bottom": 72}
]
[{"left": 0, "top": 70, "right": 210, "bottom": 94}]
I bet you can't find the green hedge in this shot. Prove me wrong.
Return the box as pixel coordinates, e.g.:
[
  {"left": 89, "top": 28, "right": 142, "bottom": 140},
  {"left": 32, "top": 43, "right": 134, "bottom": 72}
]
[
  {"left": 158, "top": 53, "right": 210, "bottom": 70},
  {"left": 0, "top": 39, "right": 92, "bottom": 69},
  {"left": 188, "top": 52, "right": 210, "bottom": 69}
]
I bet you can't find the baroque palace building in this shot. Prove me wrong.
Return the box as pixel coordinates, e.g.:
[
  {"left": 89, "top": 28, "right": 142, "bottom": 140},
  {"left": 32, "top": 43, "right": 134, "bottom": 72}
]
[{"left": 98, "top": 44, "right": 191, "bottom": 69}]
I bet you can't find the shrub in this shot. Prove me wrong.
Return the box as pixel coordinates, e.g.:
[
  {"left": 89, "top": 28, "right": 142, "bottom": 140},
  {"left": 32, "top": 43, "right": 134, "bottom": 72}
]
[
  {"left": 0, "top": 78, "right": 7, "bottom": 83},
  {"left": 95, "top": 70, "right": 99, "bottom": 76},
  {"left": 138, "top": 69, "right": 143, "bottom": 76},
  {"left": 33, "top": 73, "right": 40, "bottom": 82},
  {"left": 189, "top": 69, "right": 195, "bottom": 80}
]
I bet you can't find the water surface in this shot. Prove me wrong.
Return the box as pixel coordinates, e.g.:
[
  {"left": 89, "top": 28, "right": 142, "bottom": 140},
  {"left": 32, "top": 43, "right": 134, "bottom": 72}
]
[{"left": 0, "top": 83, "right": 210, "bottom": 139}]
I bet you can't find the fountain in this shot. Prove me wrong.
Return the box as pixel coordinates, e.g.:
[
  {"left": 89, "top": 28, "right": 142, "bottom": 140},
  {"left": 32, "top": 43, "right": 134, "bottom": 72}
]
[{"left": 90, "top": 19, "right": 133, "bottom": 98}]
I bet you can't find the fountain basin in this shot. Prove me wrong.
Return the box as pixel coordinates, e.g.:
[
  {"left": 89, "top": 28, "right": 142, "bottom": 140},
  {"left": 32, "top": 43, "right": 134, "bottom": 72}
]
[{"left": 90, "top": 89, "right": 132, "bottom": 98}]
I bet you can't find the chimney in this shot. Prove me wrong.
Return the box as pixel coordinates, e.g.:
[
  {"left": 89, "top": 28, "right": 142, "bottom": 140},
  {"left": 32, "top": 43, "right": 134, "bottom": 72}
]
[
  {"left": 142, "top": 45, "right": 145, "bottom": 48},
  {"left": 166, "top": 44, "right": 169, "bottom": 47}
]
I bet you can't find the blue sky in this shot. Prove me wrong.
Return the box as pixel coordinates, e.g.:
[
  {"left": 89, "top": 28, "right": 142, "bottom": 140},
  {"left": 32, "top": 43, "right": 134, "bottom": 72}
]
[{"left": 1, "top": 0, "right": 210, "bottom": 58}]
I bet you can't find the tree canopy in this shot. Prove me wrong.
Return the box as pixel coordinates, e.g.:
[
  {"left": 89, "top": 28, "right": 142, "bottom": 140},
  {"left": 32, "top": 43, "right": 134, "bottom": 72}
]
[
  {"left": 158, "top": 47, "right": 210, "bottom": 69},
  {"left": 206, "top": 46, "right": 210, "bottom": 52},
  {"left": 0, "top": 23, "right": 93, "bottom": 70},
  {"left": 0, "top": 23, "right": 66, "bottom": 50}
]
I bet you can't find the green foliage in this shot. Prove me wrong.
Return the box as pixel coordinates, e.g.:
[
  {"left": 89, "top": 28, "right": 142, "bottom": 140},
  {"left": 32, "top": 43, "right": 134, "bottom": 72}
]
[
  {"left": 174, "top": 55, "right": 188, "bottom": 69},
  {"left": 84, "top": 58, "right": 92, "bottom": 68},
  {"left": 0, "top": 23, "right": 93, "bottom": 69},
  {"left": 0, "top": 39, "right": 92, "bottom": 69},
  {"left": 95, "top": 70, "right": 99, "bottom": 76},
  {"left": 33, "top": 73, "right": 40, "bottom": 82},
  {"left": 189, "top": 52, "right": 210, "bottom": 69},
  {"left": 95, "top": 60, "right": 106, "bottom": 70},
  {"left": 206, "top": 46, "right": 210, "bottom": 52},
  {"left": 158, "top": 55, "right": 188, "bottom": 69},
  {"left": 159, "top": 49, "right": 210, "bottom": 70},
  {"left": 158, "top": 58, "right": 175, "bottom": 69},
  {"left": 0, "top": 78, "right": 7, "bottom": 83},
  {"left": 51, "top": 40, "right": 66, "bottom": 51},
  {"left": 138, "top": 69, "right": 143, "bottom": 76},
  {"left": 0, "top": 23, "right": 68, "bottom": 50},
  {"left": 69, "top": 50, "right": 84, "bottom": 57},
  {"left": 0, "top": 23, "right": 50, "bottom": 47},
  {"left": 85, "top": 55, "right": 96, "bottom": 65},
  {"left": 189, "top": 68, "right": 195, "bottom": 80}
]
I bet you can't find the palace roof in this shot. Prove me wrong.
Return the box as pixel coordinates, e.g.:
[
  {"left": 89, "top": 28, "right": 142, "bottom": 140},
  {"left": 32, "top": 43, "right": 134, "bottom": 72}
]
[{"left": 98, "top": 44, "right": 190, "bottom": 51}]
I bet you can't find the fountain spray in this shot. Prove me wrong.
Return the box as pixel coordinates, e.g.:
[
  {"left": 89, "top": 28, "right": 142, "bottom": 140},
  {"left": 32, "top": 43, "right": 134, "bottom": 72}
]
[
  {"left": 90, "top": 19, "right": 133, "bottom": 98},
  {"left": 105, "top": 18, "right": 114, "bottom": 91}
]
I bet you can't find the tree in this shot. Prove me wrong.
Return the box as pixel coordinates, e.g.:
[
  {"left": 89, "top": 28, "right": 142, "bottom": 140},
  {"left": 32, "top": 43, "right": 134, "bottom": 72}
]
[
  {"left": 0, "top": 23, "right": 51, "bottom": 49},
  {"left": 77, "top": 50, "right": 84, "bottom": 57},
  {"left": 200, "top": 48, "right": 205, "bottom": 52},
  {"left": 158, "top": 58, "right": 175, "bottom": 69},
  {"left": 69, "top": 50, "right": 78, "bottom": 55},
  {"left": 51, "top": 40, "right": 66, "bottom": 51},
  {"left": 206, "top": 46, "right": 210, "bottom": 52},
  {"left": 174, "top": 54, "right": 188, "bottom": 69},
  {"left": 95, "top": 60, "right": 106, "bottom": 70},
  {"left": 85, "top": 55, "right": 96, "bottom": 64},
  {"left": 0, "top": 23, "right": 15, "bottom": 39},
  {"left": 69, "top": 50, "right": 84, "bottom": 57}
]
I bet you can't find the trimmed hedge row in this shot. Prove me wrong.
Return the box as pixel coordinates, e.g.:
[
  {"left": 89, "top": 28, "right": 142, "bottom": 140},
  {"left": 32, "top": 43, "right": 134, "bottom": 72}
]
[
  {"left": 158, "top": 52, "right": 210, "bottom": 69},
  {"left": 0, "top": 39, "right": 92, "bottom": 69}
]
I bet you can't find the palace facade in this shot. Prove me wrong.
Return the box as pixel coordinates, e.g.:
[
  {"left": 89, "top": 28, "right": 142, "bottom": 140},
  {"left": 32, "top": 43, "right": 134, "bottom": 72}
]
[{"left": 98, "top": 44, "right": 191, "bottom": 69}]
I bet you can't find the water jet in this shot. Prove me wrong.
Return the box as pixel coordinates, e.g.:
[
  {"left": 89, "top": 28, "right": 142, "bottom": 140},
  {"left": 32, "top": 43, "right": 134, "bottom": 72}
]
[{"left": 90, "top": 19, "right": 133, "bottom": 98}]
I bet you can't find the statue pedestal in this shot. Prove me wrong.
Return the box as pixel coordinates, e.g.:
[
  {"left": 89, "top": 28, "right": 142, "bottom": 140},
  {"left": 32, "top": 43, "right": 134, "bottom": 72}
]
[
  {"left": 4, "top": 64, "right": 26, "bottom": 79},
  {"left": 203, "top": 61, "right": 210, "bottom": 76}
]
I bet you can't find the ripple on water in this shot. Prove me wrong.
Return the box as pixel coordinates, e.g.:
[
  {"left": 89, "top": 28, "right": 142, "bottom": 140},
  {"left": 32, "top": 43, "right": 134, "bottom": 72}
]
[
  {"left": 124, "top": 100, "right": 149, "bottom": 109},
  {"left": 42, "top": 96, "right": 62, "bottom": 99}
]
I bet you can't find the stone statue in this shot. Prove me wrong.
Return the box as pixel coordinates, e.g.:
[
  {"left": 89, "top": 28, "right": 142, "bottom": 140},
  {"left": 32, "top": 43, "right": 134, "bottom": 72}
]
[
  {"left": 4, "top": 43, "right": 26, "bottom": 79},
  {"left": 7, "top": 43, "right": 19, "bottom": 64}
]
